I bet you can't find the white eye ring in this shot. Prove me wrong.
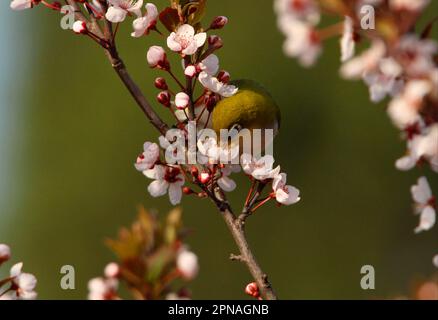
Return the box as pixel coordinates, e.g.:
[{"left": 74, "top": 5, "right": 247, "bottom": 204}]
[{"left": 230, "top": 123, "right": 243, "bottom": 132}]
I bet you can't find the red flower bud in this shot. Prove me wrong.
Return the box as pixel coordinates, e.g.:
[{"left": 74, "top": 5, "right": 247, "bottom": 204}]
[
  {"left": 154, "top": 77, "right": 168, "bottom": 90},
  {"left": 190, "top": 166, "right": 199, "bottom": 177},
  {"left": 72, "top": 21, "right": 87, "bottom": 34},
  {"left": 245, "top": 282, "right": 260, "bottom": 298},
  {"left": 204, "top": 94, "right": 218, "bottom": 111},
  {"left": 157, "top": 91, "right": 171, "bottom": 107},
  {"left": 183, "top": 187, "right": 195, "bottom": 195},
  {"left": 210, "top": 16, "right": 228, "bottom": 30},
  {"left": 198, "top": 172, "right": 211, "bottom": 184},
  {"left": 52, "top": 1, "right": 62, "bottom": 10},
  {"left": 208, "top": 35, "right": 223, "bottom": 51}
]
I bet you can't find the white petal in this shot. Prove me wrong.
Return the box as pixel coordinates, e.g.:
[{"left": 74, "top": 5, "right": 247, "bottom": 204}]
[
  {"left": 167, "top": 33, "right": 182, "bottom": 52},
  {"left": 276, "top": 185, "right": 301, "bottom": 205},
  {"left": 395, "top": 155, "right": 417, "bottom": 171},
  {"left": 219, "top": 84, "right": 238, "bottom": 97},
  {"left": 240, "top": 153, "right": 254, "bottom": 175},
  {"left": 106, "top": 7, "right": 128, "bottom": 23},
  {"left": 148, "top": 180, "right": 169, "bottom": 197},
  {"left": 10, "top": 0, "right": 31, "bottom": 11},
  {"left": 168, "top": 183, "right": 183, "bottom": 205},
  {"left": 0, "top": 291, "right": 18, "bottom": 300},
  {"left": 340, "top": 16, "right": 355, "bottom": 62},
  {"left": 144, "top": 165, "right": 166, "bottom": 180},
  {"left": 201, "top": 54, "right": 219, "bottom": 75},
  {"left": 272, "top": 173, "right": 287, "bottom": 191},
  {"left": 10, "top": 262, "right": 23, "bottom": 277},
  {"left": 414, "top": 206, "right": 436, "bottom": 233},
  {"left": 17, "top": 273, "right": 37, "bottom": 292},
  {"left": 19, "top": 290, "right": 37, "bottom": 300},
  {"left": 176, "top": 24, "right": 195, "bottom": 37},
  {"left": 194, "top": 32, "right": 207, "bottom": 47},
  {"left": 218, "top": 176, "right": 236, "bottom": 192},
  {"left": 145, "top": 3, "right": 158, "bottom": 19},
  {"left": 128, "top": 0, "right": 143, "bottom": 16},
  {"left": 0, "top": 244, "right": 11, "bottom": 261},
  {"left": 182, "top": 41, "right": 199, "bottom": 56},
  {"left": 131, "top": 17, "right": 148, "bottom": 37},
  {"left": 411, "top": 176, "right": 432, "bottom": 205}
]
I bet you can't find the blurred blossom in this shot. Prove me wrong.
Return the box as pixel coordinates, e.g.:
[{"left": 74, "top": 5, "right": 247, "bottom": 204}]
[
  {"left": 410, "top": 177, "right": 436, "bottom": 233},
  {"left": 177, "top": 249, "right": 199, "bottom": 280}
]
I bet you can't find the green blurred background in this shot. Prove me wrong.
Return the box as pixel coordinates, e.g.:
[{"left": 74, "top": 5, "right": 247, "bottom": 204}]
[{"left": 1, "top": 0, "right": 437, "bottom": 299}]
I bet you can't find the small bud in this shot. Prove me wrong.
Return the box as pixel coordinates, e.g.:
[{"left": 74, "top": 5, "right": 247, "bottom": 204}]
[
  {"left": 51, "top": 1, "right": 62, "bottom": 10},
  {"left": 217, "top": 70, "right": 230, "bottom": 83},
  {"left": 245, "top": 282, "right": 260, "bottom": 298},
  {"left": 154, "top": 77, "right": 168, "bottom": 90},
  {"left": 208, "top": 35, "right": 223, "bottom": 51},
  {"left": 0, "top": 244, "right": 11, "bottom": 264},
  {"left": 72, "top": 20, "right": 87, "bottom": 34},
  {"left": 184, "top": 65, "right": 197, "bottom": 78},
  {"left": 177, "top": 250, "right": 199, "bottom": 280},
  {"left": 147, "top": 46, "right": 169, "bottom": 70},
  {"left": 210, "top": 16, "right": 228, "bottom": 30},
  {"left": 175, "top": 92, "right": 190, "bottom": 110},
  {"left": 198, "top": 172, "right": 211, "bottom": 184},
  {"left": 157, "top": 91, "right": 171, "bottom": 107},
  {"left": 204, "top": 94, "right": 218, "bottom": 111},
  {"left": 104, "top": 262, "right": 120, "bottom": 278},
  {"left": 190, "top": 166, "right": 199, "bottom": 177},
  {"left": 183, "top": 187, "right": 195, "bottom": 195}
]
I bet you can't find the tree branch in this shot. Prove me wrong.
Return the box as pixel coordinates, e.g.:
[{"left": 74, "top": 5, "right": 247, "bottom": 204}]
[
  {"left": 67, "top": 2, "right": 277, "bottom": 298},
  {"left": 212, "top": 199, "right": 277, "bottom": 300}
]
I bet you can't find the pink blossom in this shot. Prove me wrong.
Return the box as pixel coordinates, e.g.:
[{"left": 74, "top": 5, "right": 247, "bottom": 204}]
[
  {"left": 167, "top": 24, "right": 207, "bottom": 56},
  {"left": 131, "top": 3, "right": 158, "bottom": 37}
]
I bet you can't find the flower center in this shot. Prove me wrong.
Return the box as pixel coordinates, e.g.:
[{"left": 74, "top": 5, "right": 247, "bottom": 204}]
[{"left": 165, "top": 167, "right": 182, "bottom": 183}]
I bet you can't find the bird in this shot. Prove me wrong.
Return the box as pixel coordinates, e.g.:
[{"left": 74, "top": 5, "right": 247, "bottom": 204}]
[{"left": 211, "top": 79, "right": 281, "bottom": 136}]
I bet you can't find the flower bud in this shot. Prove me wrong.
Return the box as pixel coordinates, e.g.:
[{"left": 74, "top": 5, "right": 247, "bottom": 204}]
[
  {"left": 177, "top": 250, "right": 199, "bottom": 280},
  {"left": 184, "top": 65, "right": 197, "bottom": 78},
  {"left": 51, "top": 1, "right": 62, "bottom": 10},
  {"left": 147, "top": 46, "right": 169, "bottom": 70},
  {"left": 72, "top": 21, "right": 87, "bottom": 34},
  {"left": 204, "top": 94, "right": 218, "bottom": 111},
  {"left": 104, "top": 262, "right": 121, "bottom": 278},
  {"left": 183, "top": 187, "right": 195, "bottom": 195},
  {"left": 157, "top": 91, "right": 171, "bottom": 107},
  {"left": 175, "top": 92, "right": 190, "bottom": 110},
  {"left": 154, "top": 77, "right": 168, "bottom": 90},
  {"left": 0, "top": 244, "right": 11, "bottom": 264},
  {"left": 208, "top": 35, "right": 223, "bottom": 51},
  {"left": 245, "top": 282, "right": 260, "bottom": 298},
  {"left": 217, "top": 70, "right": 230, "bottom": 84},
  {"left": 209, "top": 16, "right": 228, "bottom": 30},
  {"left": 190, "top": 166, "right": 199, "bottom": 177},
  {"left": 198, "top": 172, "right": 211, "bottom": 184}
]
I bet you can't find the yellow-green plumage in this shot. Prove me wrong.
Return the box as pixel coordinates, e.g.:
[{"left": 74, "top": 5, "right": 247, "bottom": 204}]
[{"left": 211, "top": 80, "right": 281, "bottom": 135}]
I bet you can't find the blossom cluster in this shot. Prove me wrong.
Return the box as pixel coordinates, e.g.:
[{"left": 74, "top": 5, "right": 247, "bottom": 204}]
[
  {"left": 0, "top": 244, "right": 37, "bottom": 300},
  {"left": 88, "top": 207, "right": 199, "bottom": 300},
  {"left": 275, "top": 0, "right": 437, "bottom": 259},
  {"left": 131, "top": 1, "right": 300, "bottom": 209},
  {"left": 10, "top": 0, "right": 301, "bottom": 213}
]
